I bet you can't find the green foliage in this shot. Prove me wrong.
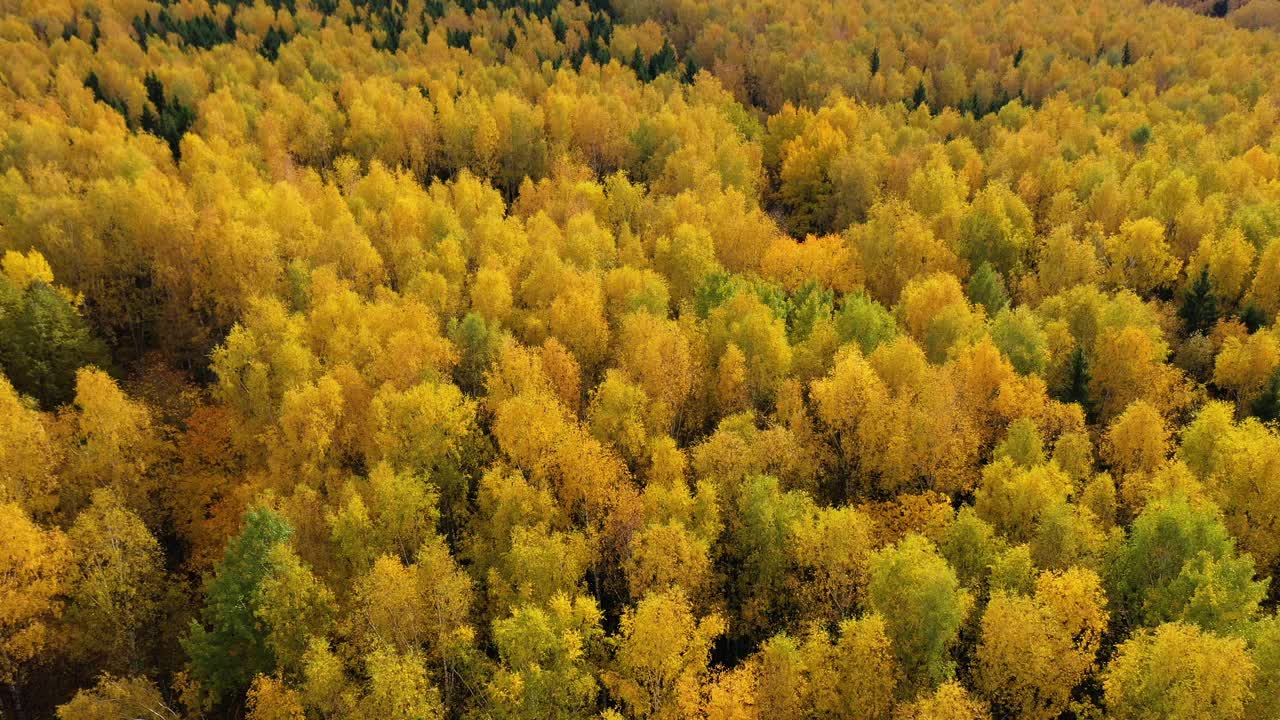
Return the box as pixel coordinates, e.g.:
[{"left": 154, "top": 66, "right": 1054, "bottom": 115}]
[
  {"left": 912, "top": 81, "right": 928, "bottom": 109},
  {"left": 966, "top": 262, "right": 1009, "bottom": 316},
  {"left": 489, "top": 594, "right": 604, "bottom": 719},
  {"left": 140, "top": 73, "right": 195, "bottom": 158},
  {"left": 786, "top": 281, "right": 834, "bottom": 342},
  {"left": 727, "top": 475, "right": 814, "bottom": 639},
  {"left": 0, "top": 277, "right": 109, "bottom": 409},
  {"left": 1056, "top": 347, "right": 1095, "bottom": 419},
  {"left": 183, "top": 507, "right": 294, "bottom": 700},
  {"left": 1178, "top": 267, "right": 1218, "bottom": 336},
  {"left": 1105, "top": 496, "right": 1265, "bottom": 632},
  {"left": 993, "top": 418, "right": 1046, "bottom": 468},
  {"left": 866, "top": 535, "right": 972, "bottom": 694},
  {"left": 835, "top": 292, "right": 897, "bottom": 355},
  {"left": 449, "top": 312, "right": 501, "bottom": 395},
  {"left": 1251, "top": 368, "right": 1280, "bottom": 422},
  {"left": 990, "top": 306, "right": 1048, "bottom": 375}
]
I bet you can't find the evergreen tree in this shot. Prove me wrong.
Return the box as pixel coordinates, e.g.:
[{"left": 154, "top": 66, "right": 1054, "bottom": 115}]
[
  {"left": 1240, "top": 302, "right": 1267, "bottom": 333},
  {"left": 183, "top": 507, "right": 293, "bottom": 701},
  {"left": 1059, "top": 347, "right": 1095, "bottom": 420},
  {"left": 448, "top": 312, "right": 500, "bottom": 396},
  {"left": 1251, "top": 369, "right": 1280, "bottom": 423},
  {"left": 630, "top": 47, "right": 651, "bottom": 81},
  {"left": 870, "top": 46, "right": 880, "bottom": 75},
  {"left": 650, "top": 39, "right": 677, "bottom": 77},
  {"left": 1130, "top": 125, "right": 1153, "bottom": 147},
  {"left": 1178, "top": 267, "right": 1218, "bottom": 336},
  {"left": 0, "top": 276, "right": 109, "bottom": 409},
  {"left": 966, "top": 261, "right": 1010, "bottom": 316},
  {"left": 682, "top": 56, "right": 699, "bottom": 83},
  {"left": 912, "top": 80, "right": 928, "bottom": 109}
]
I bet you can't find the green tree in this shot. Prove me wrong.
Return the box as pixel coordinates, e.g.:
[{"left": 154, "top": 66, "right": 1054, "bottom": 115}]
[
  {"left": 990, "top": 307, "right": 1049, "bottom": 375},
  {"left": 866, "top": 535, "right": 972, "bottom": 694},
  {"left": 912, "top": 81, "right": 928, "bottom": 109},
  {"left": 1056, "top": 347, "right": 1095, "bottom": 419},
  {"left": 488, "top": 594, "right": 604, "bottom": 719},
  {"left": 1249, "top": 368, "right": 1280, "bottom": 422},
  {"left": 836, "top": 292, "right": 898, "bottom": 356},
  {"left": 0, "top": 276, "right": 108, "bottom": 409},
  {"left": 1105, "top": 495, "right": 1265, "bottom": 633},
  {"left": 966, "top": 262, "right": 1009, "bottom": 316},
  {"left": 184, "top": 506, "right": 293, "bottom": 700},
  {"left": 1178, "top": 267, "right": 1218, "bottom": 336}
]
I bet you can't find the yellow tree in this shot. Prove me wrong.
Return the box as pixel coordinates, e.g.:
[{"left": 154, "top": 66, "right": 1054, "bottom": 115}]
[
  {"left": 59, "top": 367, "right": 162, "bottom": 521},
  {"left": 55, "top": 675, "right": 180, "bottom": 720},
  {"left": 975, "top": 568, "right": 1108, "bottom": 719},
  {"left": 1103, "top": 623, "right": 1255, "bottom": 720},
  {"left": 247, "top": 675, "right": 306, "bottom": 720},
  {"left": 606, "top": 588, "right": 726, "bottom": 720},
  {"left": 64, "top": 489, "right": 166, "bottom": 671},
  {"left": 1104, "top": 218, "right": 1182, "bottom": 295},
  {"left": 358, "top": 648, "right": 445, "bottom": 720},
  {"left": 1103, "top": 400, "right": 1170, "bottom": 478},
  {"left": 894, "top": 682, "right": 990, "bottom": 720},
  {"left": 0, "top": 502, "right": 70, "bottom": 684},
  {"left": 0, "top": 374, "right": 58, "bottom": 515}
]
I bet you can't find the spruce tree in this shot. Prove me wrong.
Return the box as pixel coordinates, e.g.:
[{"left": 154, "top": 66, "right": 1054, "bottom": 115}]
[
  {"left": 1178, "top": 267, "right": 1218, "bottom": 336},
  {"left": 1059, "top": 347, "right": 1095, "bottom": 421},
  {"left": 912, "top": 80, "right": 928, "bottom": 109},
  {"left": 1252, "top": 369, "right": 1280, "bottom": 423},
  {"left": 183, "top": 507, "right": 293, "bottom": 700}
]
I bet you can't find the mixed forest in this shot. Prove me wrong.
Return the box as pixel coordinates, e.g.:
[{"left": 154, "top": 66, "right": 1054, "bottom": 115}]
[{"left": 1, "top": 0, "right": 1280, "bottom": 717}]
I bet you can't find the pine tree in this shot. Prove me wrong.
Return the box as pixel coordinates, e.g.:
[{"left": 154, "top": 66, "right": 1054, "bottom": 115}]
[
  {"left": 1178, "top": 267, "right": 1218, "bottom": 336},
  {"left": 1252, "top": 369, "right": 1280, "bottom": 423},
  {"left": 183, "top": 507, "right": 293, "bottom": 700},
  {"left": 682, "top": 56, "right": 699, "bottom": 83},
  {"left": 870, "top": 46, "right": 880, "bottom": 75},
  {"left": 631, "top": 47, "right": 650, "bottom": 81},
  {"left": 912, "top": 80, "right": 928, "bottom": 109},
  {"left": 1059, "top": 347, "right": 1095, "bottom": 421},
  {"left": 650, "top": 39, "right": 677, "bottom": 77},
  {"left": 1240, "top": 303, "right": 1267, "bottom": 333}
]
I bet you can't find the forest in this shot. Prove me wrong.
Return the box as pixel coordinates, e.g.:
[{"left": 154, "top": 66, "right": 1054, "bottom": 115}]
[{"left": 0, "top": 0, "right": 1279, "bottom": 717}]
